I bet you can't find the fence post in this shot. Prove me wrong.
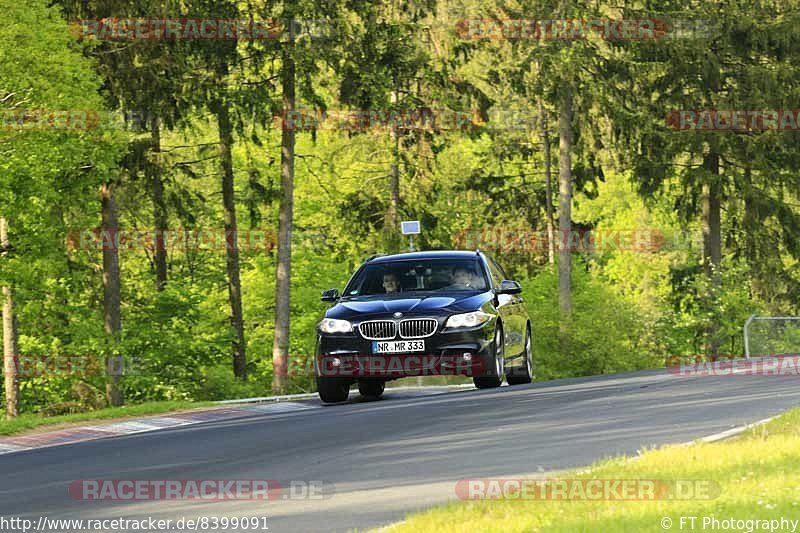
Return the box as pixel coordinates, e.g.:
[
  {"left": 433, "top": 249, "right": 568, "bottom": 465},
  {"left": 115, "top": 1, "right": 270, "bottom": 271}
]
[{"left": 743, "top": 314, "right": 757, "bottom": 359}]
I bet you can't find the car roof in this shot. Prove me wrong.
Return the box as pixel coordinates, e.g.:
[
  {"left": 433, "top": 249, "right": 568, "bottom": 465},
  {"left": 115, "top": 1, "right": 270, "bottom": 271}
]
[{"left": 366, "top": 250, "right": 484, "bottom": 264}]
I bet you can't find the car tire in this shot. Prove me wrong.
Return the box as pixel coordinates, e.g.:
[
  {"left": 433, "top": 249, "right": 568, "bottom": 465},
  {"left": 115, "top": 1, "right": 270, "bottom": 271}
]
[
  {"left": 507, "top": 323, "right": 533, "bottom": 385},
  {"left": 474, "top": 324, "right": 504, "bottom": 389},
  {"left": 317, "top": 377, "right": 350, "bottom": 403},
  {"left": 358, "top": 379, "right": 385, "bottom": 398}
]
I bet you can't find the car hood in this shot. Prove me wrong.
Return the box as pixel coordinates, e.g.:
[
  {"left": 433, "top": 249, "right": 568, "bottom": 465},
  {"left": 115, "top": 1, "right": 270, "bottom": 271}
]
[{"left": 325, "top": 292, "right": 492, "bottom": 320}]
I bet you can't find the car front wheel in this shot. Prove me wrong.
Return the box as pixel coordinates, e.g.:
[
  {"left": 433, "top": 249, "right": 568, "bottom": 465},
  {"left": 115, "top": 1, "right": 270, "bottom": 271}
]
[
  {"left": 474, "top": 325, "right": 504, "bottom": 389},
  {"left": 317, "top": 377, "right": 350, "bottom": 403},
  {"left": 507, "top": 323, "right": 533, "bottom": 385}
]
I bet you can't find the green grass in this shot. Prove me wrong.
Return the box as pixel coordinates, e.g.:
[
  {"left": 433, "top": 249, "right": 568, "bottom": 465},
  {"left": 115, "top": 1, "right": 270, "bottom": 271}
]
[
  {"left": 0, "top": 400, "right": 214, "bottom": 436},
  {"left": 381, "top": 408, "right": 800, "bottom": 533}
]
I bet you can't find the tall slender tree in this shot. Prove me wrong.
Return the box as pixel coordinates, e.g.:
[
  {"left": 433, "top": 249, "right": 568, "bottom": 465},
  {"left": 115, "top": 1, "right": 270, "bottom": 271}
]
[
  {"left": 539, "top": 101, "right": 556, "bottom": 264},
  {"left": 214, "top": 80, "right": 248, "bottom": 379},
  {"left": 101, "top": 182, "right": 123, "bottom": 405},
  {"left": 149, "top": 116, "right": 168, "bottom": 291},
  {"left": 272, "top": 22, "right": 296, "bottom": 393},
  {"left": 557, "top": 86, "right": 573, "bottom": 322},
  {"left": 1, "top": 217, "right": 18, "bottom": 418}
]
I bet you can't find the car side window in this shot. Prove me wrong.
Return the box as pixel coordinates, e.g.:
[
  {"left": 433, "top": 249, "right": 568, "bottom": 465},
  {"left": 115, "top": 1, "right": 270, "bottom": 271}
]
[{"left": 486, "top": 257, "right": 505, "bottom": 289}]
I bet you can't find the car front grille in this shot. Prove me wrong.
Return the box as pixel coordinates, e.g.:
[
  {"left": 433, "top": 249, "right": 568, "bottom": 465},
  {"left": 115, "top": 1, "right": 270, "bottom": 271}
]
[
  {"left": 358, "top": 320, "right": 397, "bottom": 340},
  {"left": 399, "top": 318, "right": 438, "bottom": 339}
]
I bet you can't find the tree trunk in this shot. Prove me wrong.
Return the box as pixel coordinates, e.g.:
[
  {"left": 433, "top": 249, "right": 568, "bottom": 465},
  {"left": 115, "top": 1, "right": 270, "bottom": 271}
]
[
  {"left": 539, "top": 100, "right": 556, "bottom": 264},
  {"left": 388, "top": 90, "right": 401, "bottom": 225},
  {"left": 1, "top": 217, "right": 19, "bottom": 418},
  {"left": 385, "top": 89, "right": 401, "bottom": 251},
  {"left": 101, "top": 184, "right": 123, "bottom": 406},
  {"left": 702, "top": 151, "right": 722, "bottom": 361},
  {"left": 558, "top": 88, "right": 573, "bottom": 331},
  {"left": 742, "top": 166, "right": 768, "bottom": 302},
  {"left": 388, "top": 130, "right": 400, "bottom": 231},
  {"left": 272, "top": 33, "right": 296, "bottom": 394},
  {"left": 149, "top": 115, "right": 168, "bottom": 291},
  {"left": 216, "top": 99, "right": 247, "bottom": 380}
]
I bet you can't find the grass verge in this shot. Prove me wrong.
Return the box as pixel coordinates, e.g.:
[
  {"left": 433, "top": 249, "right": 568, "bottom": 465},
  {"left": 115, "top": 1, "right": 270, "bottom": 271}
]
[
  {"left": 0, "top": 401, "right": 214, "bottom": 436},
  {"left": 381, "top": 408, "right": 800, "bottom": 533}
]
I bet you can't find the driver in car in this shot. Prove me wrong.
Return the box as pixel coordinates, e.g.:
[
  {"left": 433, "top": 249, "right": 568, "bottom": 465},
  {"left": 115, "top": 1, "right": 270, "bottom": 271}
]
[
  {"left": 382, "top": 272, "right": 401, "bottom": 294},
  {"left": 448, "top": 266, "right": 479, "bottom": 289}
]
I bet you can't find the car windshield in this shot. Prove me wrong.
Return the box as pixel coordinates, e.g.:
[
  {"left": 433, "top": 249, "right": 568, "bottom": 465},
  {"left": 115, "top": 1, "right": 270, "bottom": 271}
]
[{"left": 344, "top": 259, "right": 488, "bottom": 296}]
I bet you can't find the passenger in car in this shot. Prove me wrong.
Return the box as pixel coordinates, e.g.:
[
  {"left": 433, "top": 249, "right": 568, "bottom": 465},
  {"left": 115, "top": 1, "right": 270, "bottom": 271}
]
[
  {"left": 382, "top": 273, "right": 401, "bottom": 294},
  {"left": 449, "top": 266, "right": 478, "bottom": 289}
]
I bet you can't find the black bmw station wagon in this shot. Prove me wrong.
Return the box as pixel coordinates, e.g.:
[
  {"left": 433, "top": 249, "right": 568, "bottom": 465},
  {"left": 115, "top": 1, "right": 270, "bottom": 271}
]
[{"left": 314, "top": 250, "right": 533, "bottom": 403}]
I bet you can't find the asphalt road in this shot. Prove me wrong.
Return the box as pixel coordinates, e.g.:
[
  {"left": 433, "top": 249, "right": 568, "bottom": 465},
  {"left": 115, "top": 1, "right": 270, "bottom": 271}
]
[{"left": 1, "top": 367, "right": 799, "bottom": 533}]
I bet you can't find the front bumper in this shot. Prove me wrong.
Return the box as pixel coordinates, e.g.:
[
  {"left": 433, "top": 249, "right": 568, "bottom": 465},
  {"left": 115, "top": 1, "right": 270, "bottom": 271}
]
[{"left": 315, "top": 322, "right": 495, "bottom": 380}]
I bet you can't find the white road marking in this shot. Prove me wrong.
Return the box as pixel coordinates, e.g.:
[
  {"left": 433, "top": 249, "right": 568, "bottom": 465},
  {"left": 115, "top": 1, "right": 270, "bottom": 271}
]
[
  {"left": 697, "top": 415, "right": 778, "bottom": 443},
  {"left": 242, "top": 402, "right": 320, "bottom": 413},
  {"left": 140, "top": 417, "right": 194, "bottom": 427},
  {"left": 85, "top": 421, "right": 169, "bottom": 434},
  {"left": 0, "top": 444, "right": 30, "bottom": 454}
]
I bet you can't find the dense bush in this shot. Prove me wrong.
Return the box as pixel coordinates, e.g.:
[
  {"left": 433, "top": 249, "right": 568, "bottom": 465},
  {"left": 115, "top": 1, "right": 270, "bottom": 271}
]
[{"left": 524, "top": 262, "right": 662, "bottom": 381}]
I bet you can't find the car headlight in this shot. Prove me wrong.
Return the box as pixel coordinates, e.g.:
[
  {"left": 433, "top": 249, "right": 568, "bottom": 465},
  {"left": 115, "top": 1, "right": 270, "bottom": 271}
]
[
  {"left": 444, "top": 311, "right": 493, "bottom": 330},
  {"left": 319, "top": 318, "right": 353, "bottom": 334}
]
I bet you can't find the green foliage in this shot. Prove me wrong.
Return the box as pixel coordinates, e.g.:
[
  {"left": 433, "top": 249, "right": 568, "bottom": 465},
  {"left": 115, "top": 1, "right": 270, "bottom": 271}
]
[
  {"left": 524, "top": 262, "right": 660, "bottom": 380},
  {"left": 2, "top": 0, "right": 800, "bottom": 417},
  {"left": 193, "top": 365, "right": 264, "bottom": 401}
]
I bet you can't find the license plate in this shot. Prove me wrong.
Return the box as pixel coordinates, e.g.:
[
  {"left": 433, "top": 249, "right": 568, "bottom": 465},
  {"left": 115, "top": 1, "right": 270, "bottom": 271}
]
[{"left": 372, "top": 340, "right": 425, "bottom": 353}]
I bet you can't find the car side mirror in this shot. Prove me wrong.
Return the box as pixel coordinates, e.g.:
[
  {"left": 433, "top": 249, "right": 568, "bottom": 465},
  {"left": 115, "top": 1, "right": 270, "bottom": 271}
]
[
  {"left": 321, "top": 288, "right": 340, "bottom": 302},
  {"left": 496, "top": 280, "right": 522, "bottom": 295}
]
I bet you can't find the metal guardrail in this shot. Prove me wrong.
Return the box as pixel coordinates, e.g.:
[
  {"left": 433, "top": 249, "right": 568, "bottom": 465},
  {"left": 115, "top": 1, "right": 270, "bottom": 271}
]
[
  {"left": 744, "top": 314, "right": 756, "bottom": 359},
  {"left": 744, "top": 314, "right": 800, "bottom": 359}
]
